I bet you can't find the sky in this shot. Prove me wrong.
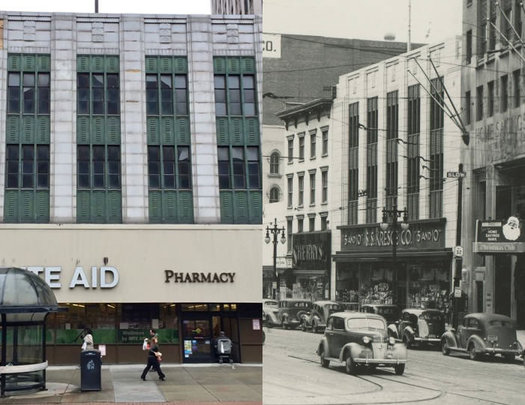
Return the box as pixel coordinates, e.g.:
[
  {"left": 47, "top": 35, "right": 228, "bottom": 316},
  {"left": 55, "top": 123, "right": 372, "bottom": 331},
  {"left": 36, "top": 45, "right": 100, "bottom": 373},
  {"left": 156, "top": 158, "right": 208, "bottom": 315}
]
[{"left": 263, "top": 0, "right": 463, "bottom": 44}]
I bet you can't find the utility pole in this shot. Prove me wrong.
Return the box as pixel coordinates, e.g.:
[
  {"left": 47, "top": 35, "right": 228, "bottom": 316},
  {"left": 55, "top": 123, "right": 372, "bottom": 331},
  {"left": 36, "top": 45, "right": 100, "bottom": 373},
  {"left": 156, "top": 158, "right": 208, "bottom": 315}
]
[{"left": 452, "top": 163, "right": 465, "bottom": 329}]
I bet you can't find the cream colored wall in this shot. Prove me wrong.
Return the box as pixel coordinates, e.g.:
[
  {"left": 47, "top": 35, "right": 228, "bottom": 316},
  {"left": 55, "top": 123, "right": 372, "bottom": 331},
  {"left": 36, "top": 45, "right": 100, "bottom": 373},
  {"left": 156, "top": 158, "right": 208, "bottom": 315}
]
[{"left": 0, "top": 224, "right": 261, "bottom": 303}]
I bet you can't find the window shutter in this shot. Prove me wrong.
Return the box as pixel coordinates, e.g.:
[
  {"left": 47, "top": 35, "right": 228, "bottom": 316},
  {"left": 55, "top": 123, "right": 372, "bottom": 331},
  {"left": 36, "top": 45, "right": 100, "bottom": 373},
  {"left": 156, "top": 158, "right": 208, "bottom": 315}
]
[
  {"left": 234, "top": 191, "right": 249, "bottom": 223},
  {"left": 244, "top": 118, "right": 259, "bottom": 145},
  {"left": 91, "top": 191, "right": 106, "bottom": 223},
  {"left": 76, "top": 191, "right": 91, "bottom": 223},
  {"left": 230, "top": 118, "right": 243, "bottom": 145},
  {"left": 161, "top": 117, "right": 175, "bottom": 145},
  {"left": 22, "top": 55, "right": 36, "bottom": 71},
  {"left": 77, "top": 56, "right": 90, "bottom": 72},
  {"left": 145, "top": 57, "right": 157, "bottom": 73},
  {"left": 149, "top": 191, "right": 162, "bottom": 223},
  {"left": 20, "top": 191, "right": 34, "bottom": 222},
  {"left": 77, "top": 116, "right": 90, "bottom": 144},
  {"left": 228, "top": 58, "right": 241, "bottom": 74},
  {"left": 147, "top": 117, "right": 160, "bottom": 145},
  {"left": 106, "top": 117, "right": 121, "bottom": 144},
  {"left": 22, "top": 116, "right": 35, "bottom": 143},
  {"left": 37, "top": 54, "right": 51, "bottom": 71},
  {"left": 177, "top": 191, "right": 194, "bottom": 223},
  {"left": 92, "top": 56, "right": 105, "bottom": 72},
  {"left": 159, "top": 57, "right": 172, "bottom": 74},
  {"left": 216, "top": 118, "right": 229, "bottom": 145},
  {"left": 249, "top": 190, "right": 262, "bottom": 224},
  {"left": 8, "top": 54, "right": 21, "bottom": 71},
  {"left": 35, "top": 190, "right": 50, "bottom": 223},
  {"left": 107, "top": 191, "right": 122, "bottom": 223},
  {"left": 163, "top": 191, "right": 177, "bottom": 222},
  {"left": 242, "top": 57, "right": 256, "bottom": 74},
  {"left": 176, "top": 118, "right": 190, "bottom": 145},
  {"left": 36, "top": 116, "right": 50, "bottom": 143},
  {"left": 6, "top": 116, "right": 20, "bottom": 143},
  {"left": 106, "top": 56, "right": 119, "bottom": 73},
  {"left": 4, "top": 191, "right": 19, "bottom": 222},
  {"left": 92, "top": 117, "right": 105, "bottom": 144},
  {"left": 214, "top": 57, "right": 226, "bottom": 74},
  {"left": 174, "top": 57, "right": 187, "bottom": 74},
  {"left": 220, "top": 191, "right": 234, "bottom": 224}
]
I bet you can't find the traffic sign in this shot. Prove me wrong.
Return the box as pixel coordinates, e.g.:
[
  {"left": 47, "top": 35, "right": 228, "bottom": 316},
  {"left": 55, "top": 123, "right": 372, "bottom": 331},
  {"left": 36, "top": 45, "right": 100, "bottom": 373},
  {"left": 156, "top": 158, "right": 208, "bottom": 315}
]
[
  {"left": 454, "top": 246, "right": 464, "bottom": 257},
  {"left": 447, "top": 171, "right": 466, "bottom": 178}
]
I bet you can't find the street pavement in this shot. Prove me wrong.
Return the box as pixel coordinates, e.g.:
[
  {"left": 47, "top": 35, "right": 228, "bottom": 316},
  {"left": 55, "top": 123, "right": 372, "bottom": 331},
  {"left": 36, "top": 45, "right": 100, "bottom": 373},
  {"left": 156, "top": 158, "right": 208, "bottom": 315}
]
[
  {"left": 263, "top": 327, "right": 525, "bottom": 405},
  {"left": 0, "top": 363, "right": 262, "bottom": 404}
]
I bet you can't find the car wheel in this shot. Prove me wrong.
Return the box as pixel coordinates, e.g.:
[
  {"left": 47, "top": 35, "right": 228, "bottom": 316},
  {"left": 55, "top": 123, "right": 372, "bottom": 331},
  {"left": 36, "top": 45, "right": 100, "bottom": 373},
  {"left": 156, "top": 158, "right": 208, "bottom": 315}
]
[
  {"left": 320, "top": 349, "right": 329, "bottom": 368},
  {"left": 468, "top": 343, "right": 479, "bottom": 361},
  {"left": 403, "top": 333, "right": 412, "bottom": 349},
  {"left": 394, "top": 364, "right": 405, "bottom": 376},
  {"left": 345, "top": 356, "right": 358, "bottom": 375},
  {"left": 441, "top": 339, "right": 450, "bottom": 356}
]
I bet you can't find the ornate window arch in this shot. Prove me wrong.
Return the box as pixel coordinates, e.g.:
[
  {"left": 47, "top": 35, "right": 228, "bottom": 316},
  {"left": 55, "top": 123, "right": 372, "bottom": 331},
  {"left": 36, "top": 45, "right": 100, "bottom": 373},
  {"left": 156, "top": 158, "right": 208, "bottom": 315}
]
[
  {"left": 269, "top": 186, "right": 280, "bottom": 203},
  {"left": 269, "top": 151, "right": 280, "bottom": 175}
]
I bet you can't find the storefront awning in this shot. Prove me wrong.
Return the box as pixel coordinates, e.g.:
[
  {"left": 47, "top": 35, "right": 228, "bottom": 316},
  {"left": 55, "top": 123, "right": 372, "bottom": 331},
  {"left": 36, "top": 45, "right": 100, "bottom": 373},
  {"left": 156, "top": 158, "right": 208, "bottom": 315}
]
[
  {"left": 293, "top": 269, "right": 327, "bottom": 276},
  {"left": 333, "top": 249, "right": 452, "bottom": 262}
]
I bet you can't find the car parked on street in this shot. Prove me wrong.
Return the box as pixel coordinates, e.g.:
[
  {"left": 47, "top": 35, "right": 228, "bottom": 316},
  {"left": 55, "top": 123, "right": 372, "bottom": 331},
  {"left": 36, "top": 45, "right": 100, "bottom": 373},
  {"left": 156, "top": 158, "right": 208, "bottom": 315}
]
[
  {"left": 360, "top": 304, "right": 401, "bottom": 325},
  {"left": 277, "top": 299, "right": 312, "bottom": 329},
  {"left": 388, "top": 308, "right": 446, "bottom": 348},
  {"left": 301, "top": 301, "right": 343, "bottom": 333},
  {"left": 441, "top": 313, "right": 524, "bottom": 363},
  {"left": 316, "top": 312, "right": 407, "bottom": 375},
  {"left": 262, "top": 299, "right": 280, "bottom": 327}
]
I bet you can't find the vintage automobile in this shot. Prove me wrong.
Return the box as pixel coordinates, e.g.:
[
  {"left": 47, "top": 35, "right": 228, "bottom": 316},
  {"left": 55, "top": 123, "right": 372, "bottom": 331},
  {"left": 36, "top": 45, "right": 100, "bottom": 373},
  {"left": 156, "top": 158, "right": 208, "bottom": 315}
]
[
  {"left": 316, "top": 312, "right": 407, "bottom": 375},
  {"left": 277, "top": 299, "right": 312, "bottom": 329},
  {"left": 441, "top": 312, "right": 524, "bottom": 362},
  {"left": 388, "top": 308, "right": 446, "bottom": 348},
  {"left": 360, "top": 304, "right": 401, "bottom": 325},
  {"left": 301, "top": 301, "right": 343, "bottom": 333},
  {"left": 262, "top": 299, "right": 280, "bottom": 327}
]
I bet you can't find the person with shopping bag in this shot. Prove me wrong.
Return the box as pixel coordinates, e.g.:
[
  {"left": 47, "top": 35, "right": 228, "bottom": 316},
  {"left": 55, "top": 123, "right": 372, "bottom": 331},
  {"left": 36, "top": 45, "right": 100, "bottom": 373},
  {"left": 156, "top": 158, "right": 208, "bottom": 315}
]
[{"left": 140, "top": 336, "right": 165, "bottom": 381}]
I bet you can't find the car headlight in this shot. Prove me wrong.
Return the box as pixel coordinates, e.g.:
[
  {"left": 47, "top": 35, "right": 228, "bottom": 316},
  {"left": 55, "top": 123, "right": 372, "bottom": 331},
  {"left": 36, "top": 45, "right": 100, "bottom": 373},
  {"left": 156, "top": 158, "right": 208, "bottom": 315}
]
[
  {"left": 362, "top": 336, "right": 371, "bottom": 344},
  {"left": 388, "top": 336, "right": 396, "bottom": 345}
]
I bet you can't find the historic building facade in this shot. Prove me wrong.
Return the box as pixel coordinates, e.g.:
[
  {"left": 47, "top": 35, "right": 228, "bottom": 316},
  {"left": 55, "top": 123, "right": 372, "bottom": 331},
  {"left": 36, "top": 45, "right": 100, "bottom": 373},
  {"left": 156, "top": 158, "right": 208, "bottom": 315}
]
[
  {"left": 461, "top": 0, "right": 525, "bottom": 327},
  {"left": 330, "top": 37, "right": 463, "bottom": 311},
  {"left": 0, "top": 9, "right": 263, "bottom": 364}
]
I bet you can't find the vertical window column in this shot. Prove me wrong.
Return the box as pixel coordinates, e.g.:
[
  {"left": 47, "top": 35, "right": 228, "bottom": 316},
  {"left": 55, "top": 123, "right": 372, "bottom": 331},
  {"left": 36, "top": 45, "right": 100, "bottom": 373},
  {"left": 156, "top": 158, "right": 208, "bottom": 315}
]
[
  {"left": 429, "top": 78, "right": 444, "bottom": 219},
  {"left": 214, "top": 56, "right": 261, "bottom": 224},
  {"left": 348, "top": 102, "right": 359, "bottom": 225},
  {"left": 385, "top": 91, "right": 398, "bottom": 211},
  {"left": 4, "top": 54, "right": 51, "bottom": 223},
  {"left": 406, "top": 84, "right": 420, "bottom": 220},
  {"left": 366, "top": 97, "right": 378, "bottom": 223}
]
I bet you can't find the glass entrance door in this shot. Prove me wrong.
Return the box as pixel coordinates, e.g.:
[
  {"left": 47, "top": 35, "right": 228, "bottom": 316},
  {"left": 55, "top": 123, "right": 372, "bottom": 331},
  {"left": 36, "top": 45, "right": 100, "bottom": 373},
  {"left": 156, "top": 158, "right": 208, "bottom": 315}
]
[{"left": 182, "top": 319, "right": 213, "bottom": 363}]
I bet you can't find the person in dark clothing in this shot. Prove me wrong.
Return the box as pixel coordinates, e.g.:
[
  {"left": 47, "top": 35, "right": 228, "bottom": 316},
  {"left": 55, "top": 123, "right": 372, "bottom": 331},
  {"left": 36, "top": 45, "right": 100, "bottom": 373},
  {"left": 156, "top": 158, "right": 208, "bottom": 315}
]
[{"left": 140, "top": 336, "right": 165, "bottom": 381}]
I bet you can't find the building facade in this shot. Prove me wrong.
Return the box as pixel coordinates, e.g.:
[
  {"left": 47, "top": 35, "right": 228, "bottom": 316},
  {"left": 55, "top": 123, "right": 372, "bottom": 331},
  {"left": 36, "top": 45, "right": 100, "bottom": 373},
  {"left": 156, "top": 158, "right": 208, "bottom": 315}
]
[
  {"left": 330, "top": 37, "right": 463, "bottom": 311},
  {"left": 461, "top": 0, "right": 525, "bottom": 327},
  {"left": 261, "top": 35, "right": 420, "bottom": 299},
  {"left": 0, "top": 10, "right": 263, "bottom": 364}
]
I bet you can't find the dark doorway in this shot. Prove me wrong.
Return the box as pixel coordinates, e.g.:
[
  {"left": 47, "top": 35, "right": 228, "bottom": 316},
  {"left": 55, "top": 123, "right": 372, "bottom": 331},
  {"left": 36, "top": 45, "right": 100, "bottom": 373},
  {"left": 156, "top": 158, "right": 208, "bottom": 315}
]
[{"left": 181, "top": 317, "right": 213, "bottom": 363}]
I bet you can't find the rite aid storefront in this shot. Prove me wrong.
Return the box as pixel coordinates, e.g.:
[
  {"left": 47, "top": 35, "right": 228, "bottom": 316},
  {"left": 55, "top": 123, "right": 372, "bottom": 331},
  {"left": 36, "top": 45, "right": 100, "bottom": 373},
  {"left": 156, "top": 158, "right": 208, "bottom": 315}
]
[
  {"left": 335, "top": 219, "right": 452, "bottom": 311},
  {"left": 0, "top": 224, "right": 262, "bottom": 365}
]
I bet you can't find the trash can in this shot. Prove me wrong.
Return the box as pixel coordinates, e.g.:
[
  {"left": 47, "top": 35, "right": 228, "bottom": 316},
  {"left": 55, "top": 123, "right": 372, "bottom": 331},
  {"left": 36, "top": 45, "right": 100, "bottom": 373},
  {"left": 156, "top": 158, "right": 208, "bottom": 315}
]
[{"left": 80, "top": 350, "right": 101, "bottom": 391}]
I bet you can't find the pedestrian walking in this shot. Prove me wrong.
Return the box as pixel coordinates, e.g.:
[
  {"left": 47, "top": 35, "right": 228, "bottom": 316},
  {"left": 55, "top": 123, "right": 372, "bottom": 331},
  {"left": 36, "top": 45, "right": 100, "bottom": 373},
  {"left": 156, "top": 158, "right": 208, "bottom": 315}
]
[{"left": 140, "top": 336, "right": 165, "bottom": 381}]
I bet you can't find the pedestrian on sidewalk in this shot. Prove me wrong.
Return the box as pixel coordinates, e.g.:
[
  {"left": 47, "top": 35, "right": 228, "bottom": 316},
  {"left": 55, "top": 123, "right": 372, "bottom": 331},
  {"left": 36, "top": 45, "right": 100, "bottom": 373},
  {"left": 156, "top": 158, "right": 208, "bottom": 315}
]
[{"left": 140, "top": 336, "right": 165, "bottom": 381}]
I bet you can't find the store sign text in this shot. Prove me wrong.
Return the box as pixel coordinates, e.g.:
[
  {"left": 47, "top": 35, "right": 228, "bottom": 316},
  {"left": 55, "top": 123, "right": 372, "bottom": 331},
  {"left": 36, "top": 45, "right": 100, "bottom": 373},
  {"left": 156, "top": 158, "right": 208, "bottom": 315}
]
[
  {"left": 164, "top": 271, "right": 235, "bottom": 283},
  {"left": 22, "top": 266, "right": 119, "bottom": 289}
]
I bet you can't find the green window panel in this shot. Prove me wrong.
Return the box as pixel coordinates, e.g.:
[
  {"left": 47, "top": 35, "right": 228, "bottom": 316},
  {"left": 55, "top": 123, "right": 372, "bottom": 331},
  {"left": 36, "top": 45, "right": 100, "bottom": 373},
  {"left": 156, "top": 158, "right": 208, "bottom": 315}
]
[
  {"left": 220, "top": 191, "right": 234, "bottom": 224},
  {"left": 148, "top": 191, "right": 194, "bottom": 223},
  {"left": 146, "top": 56, "right": 188, "bottom": 74},
  {"left": 21, "top": 116, "right": 35, "bottom": 144},
  {"left": 22, "top": 54, "right": 36, "bottom": 71},
  {"left": 4, "top": 190, "right": 49, "bottom": 223},
  {"left": 106, "top": 117, "right": 121, "bottom": 144},
  {"left": 147, "top": 117, "right": 161, "bottom": 145},
  {"left": 227, "top": 58, "right": 241, "bottom": 74},
  {"left": 234, "top": 190, "right": 249, "bottom": 223},
  {"left": 36, "top": 116, "right": 50, "bottom": 143},
  {"left": 230, "top": 118, "right": 243, "bottom": 145},
  {"left": 91, "top": 56, "right": 105, "bottom": 72},
  {"left": 6, "top": 116, "right": 19, "bottom": 143},
  {"left": 216, "top": 117, "right": 229, "bottom": 145},
  {"left": 159, "top": 58, "right": 172, "bottom": 73},
  {"left": 248, "top": 190, "right": 262, "bottom": 224},
  {"left": 37, "top": 55, "right": 51, "bottom": 71},
  {"left": 241, "top": 57, "right": 256, "bottom": 74},
  {"left": 145, "top": 57, "right": 158, "bottom": 73},
  {"left": 105, "top": 56, "right": 120, "bottom": 73},
  {"left": 160, "top": 117, "right": 175, "bottom": 145},
  {"left": 77, "top": 191, "right": 122, "bottom": 224},
  {"left": 176, "top": 118, "right": 190, "bottom": 144},
  {"left": 245, "top": 118, "right": 259, "bottom": 145},
  {"left": 77, "top": 55, "right": 90, "bottom": 72},
  {"left": 7, "top": 54, "right": 22, "bottom": 71},
  {"left": 77, "top": 116, "right": 90, "bottom": 144},
  {"left": 173, "top": 58, "right": 188, "bottom": 74},
  {"left": 92, "top": 117, "right": 105, "bottom": 144},
  {"left": 214, "top": 57, "right": 227, "bottom": 74}
]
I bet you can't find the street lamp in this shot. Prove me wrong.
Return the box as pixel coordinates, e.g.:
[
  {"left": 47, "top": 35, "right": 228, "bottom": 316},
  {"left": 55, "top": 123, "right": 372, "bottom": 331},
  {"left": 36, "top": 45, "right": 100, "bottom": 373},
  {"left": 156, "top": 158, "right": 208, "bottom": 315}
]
[
  {"left": 265, "top": 218, "right": 286, "bottom": 300},
  {"left": 379, "top": 206, "right": 409, "bottom": 306}
]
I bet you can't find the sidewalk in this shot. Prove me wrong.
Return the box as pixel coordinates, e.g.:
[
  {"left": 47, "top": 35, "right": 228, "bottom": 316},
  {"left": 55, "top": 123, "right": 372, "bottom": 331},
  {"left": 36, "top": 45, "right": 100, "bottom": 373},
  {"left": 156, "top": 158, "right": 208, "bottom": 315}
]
[{"left": 0, "top": 363, "right": 262, "bottom": 404}]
